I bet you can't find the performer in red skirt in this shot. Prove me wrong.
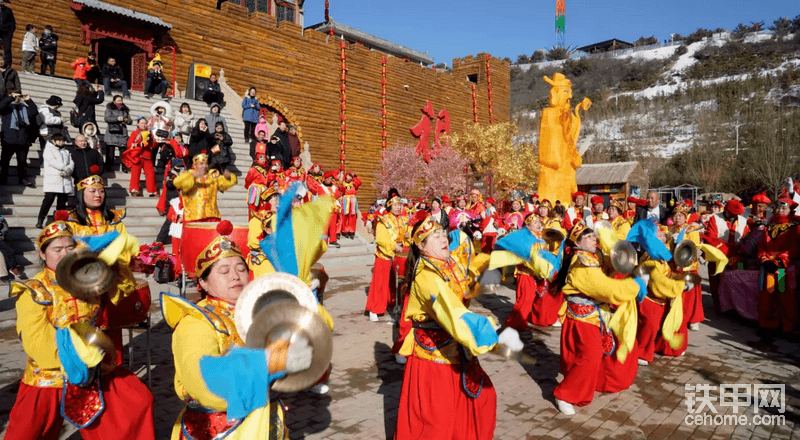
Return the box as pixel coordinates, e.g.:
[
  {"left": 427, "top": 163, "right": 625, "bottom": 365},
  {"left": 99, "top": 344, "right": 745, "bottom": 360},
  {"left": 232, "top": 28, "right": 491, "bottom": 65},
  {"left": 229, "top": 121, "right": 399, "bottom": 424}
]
[
  {"left": 395, "top": 212, "right": 521, "bottom": 440},
  {"left": 5, "top": 214, "right": 155, "bottom": 440},
  {"left": 504, "top": 214, "right": 563, "bottom": 329},
  {"left": 366, "top": 196, "right": 408, "bottom": 321},
  {"left": 552, "top": 223, "right": 646, "bottom": 415}
]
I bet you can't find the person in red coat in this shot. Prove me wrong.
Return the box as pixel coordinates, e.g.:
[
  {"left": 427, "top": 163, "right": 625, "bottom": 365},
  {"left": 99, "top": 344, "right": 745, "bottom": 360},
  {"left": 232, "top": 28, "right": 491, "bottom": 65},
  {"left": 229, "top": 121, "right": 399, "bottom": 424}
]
[
  {"left": 319, "top": 171, "right": 342, "bottom": 247},
  {"left": 467, "top": 189, "right": 485, "bottom": 218},
  {"left": 702, "top": 199, "right": 750, "bottom": 307},
  {"left": 757, "top": 198, "right": 800, "bottom": 334},
  {"left": 125, "top": 117, "right": 156, "bottom": 197}
]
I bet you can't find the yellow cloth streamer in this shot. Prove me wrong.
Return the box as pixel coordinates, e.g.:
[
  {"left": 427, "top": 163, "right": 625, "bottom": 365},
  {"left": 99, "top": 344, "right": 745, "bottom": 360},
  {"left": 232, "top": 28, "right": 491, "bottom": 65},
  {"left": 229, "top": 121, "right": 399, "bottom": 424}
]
[
  {"left": 698, "top": 244, "right": 729, "bottom": 275},
  {"left": 67, "top": 324, "right": 104, "bottom": 368}
]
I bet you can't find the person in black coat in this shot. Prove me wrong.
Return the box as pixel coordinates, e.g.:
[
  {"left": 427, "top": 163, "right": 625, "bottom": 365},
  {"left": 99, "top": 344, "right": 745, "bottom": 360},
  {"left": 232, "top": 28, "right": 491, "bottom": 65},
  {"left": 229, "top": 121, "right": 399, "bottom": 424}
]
[
  {"left": 0, "top": 56, "right": 19, "bottom": 97},
  {"left": 0, "top": 1, "right": 15, "bottom": 68},
  {"left": 272, "top": 120, "right": 292, "bottom": 169},
  {"left": 0, "top": 93, "right": 38, "bottom": 186},
  {"left": 145, "top": 62, "right": 169, "bottom": 99},
  {"left": 73, "top": 83, "right": 104, "bottom": 130},
  {"left": 266, "top": 134, "right": 285, "bottom": 167},
  {"left": 209, "top": 121, "right": 232, "bottom": 172},
  {"left": 69, "top": 134, "right": 104, "bottom": 184},
  {"left": 101, "top": 58, "right": 130, "bottom": 98},
  {"left": 39, "top": 25, "right": 57, "bottom": 76},
  {"left": 202, "top": 73, "right": 224, "bottom": 106},
  {"left": 633, "top": 190, "right": 670, "bottom": 225},
  {"left": 187, "top": 118, "right": 215, "bottom": 163}
]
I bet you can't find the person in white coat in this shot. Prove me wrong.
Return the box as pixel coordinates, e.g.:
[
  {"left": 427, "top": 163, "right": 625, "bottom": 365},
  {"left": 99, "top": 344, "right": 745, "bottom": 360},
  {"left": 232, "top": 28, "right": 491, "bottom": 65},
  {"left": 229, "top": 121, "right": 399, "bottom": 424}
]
[{"left": 36, "top": 133, "right": 73, "bottom": 228}]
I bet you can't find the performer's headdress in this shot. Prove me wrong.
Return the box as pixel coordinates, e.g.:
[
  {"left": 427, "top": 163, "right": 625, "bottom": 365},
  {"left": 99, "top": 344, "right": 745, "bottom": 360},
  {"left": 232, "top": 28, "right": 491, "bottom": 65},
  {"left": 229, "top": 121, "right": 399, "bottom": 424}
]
[
  {"left": 37, "top": 211, "right": 73, "bottom": 249},
  {"left": 77, "top": 175, "right": 104, "bottom": 191},
  {"left": 195, "top": 221, "right": 244, "bottom": 276}
]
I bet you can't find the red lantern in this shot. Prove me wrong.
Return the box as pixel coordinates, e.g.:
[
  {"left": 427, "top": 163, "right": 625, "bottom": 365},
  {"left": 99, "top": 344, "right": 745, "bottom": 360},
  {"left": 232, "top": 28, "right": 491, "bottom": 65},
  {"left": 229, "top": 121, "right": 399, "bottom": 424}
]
[
  {"left": 488, "top": 92, "right": 492, "bottom": 99},
  {"left": 329, "top": 29, "right": 334, "bottom": 37},
  {"left": 341, "top": 123, "right": 346, "bottom": 131},
  {"left": 340, "top": 84, "right": 346, "bottom": 92},
  {"left": 381, "top": 78, "right": 386, "bottom": 86},
  {"left": 382, "top": 140, "right": 387, "bottom": 148},
  {"left": 382, "top": 130, "right": 387, "bottom": 137},
  {"left": 381, "top": 109, "right": 387, "bottom": 116},
  {"left": 340, "top": 114, "right": 345, "bottom": 122},
  {"left": 473, "top": 107, "right": 478, "bottom": 114},
  {"left": 341, "top": 103, "right": 346, "bottom": 111},
  {"left": 381, "top": 57, "right": 387, "bottom": 63},
  {"left": 382, "top": 119, "right": 387, "bottom": 127},
  {"left": 381, "top": 98, "right": 386, "bottom": 106},
  {"left": 489, "top": 100, "right": 493, "bottom": 106},
  {"left": 489, "top": 108, "right": 494, "bottom": 114},
  {"left": 339, "top": 41, "right": 345, "bottom": 49},
  {"left": 340, "top": 134, "right": 345, "bottom": 142}
]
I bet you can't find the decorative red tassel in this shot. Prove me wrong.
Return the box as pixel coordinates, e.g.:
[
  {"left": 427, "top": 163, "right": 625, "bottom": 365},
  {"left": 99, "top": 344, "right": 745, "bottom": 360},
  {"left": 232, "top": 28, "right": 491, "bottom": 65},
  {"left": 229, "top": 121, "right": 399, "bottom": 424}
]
[{"left": 217, "top": 220, "right": 233, "bottom": 236}]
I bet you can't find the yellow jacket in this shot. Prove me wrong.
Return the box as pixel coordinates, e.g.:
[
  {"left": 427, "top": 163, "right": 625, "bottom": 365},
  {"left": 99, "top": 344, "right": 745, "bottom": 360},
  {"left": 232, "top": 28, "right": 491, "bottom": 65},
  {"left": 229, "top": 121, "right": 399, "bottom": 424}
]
[
  {"left": 561, "top": 250, "right": 640, "bottom": 363},
  {"left": 669, "top": 224, "right": 701, "bottom": 272},
  {"left": 398, "top": 255, "right": 496, "bottom": 363},
  {"left": 11, "top": 265, "right": 135, "bottom": 388},
  {"left": 640, "top": 257, "right": 686, "bottom": 350},
  {"left": 175, "top": 170, "right": 237, "bottom": 222},
  {"left": 611, "top": 216, "right": 631, "bottom": 241},
  {"left": 374, "top": 213, "right": 408, "bottom": 260}
]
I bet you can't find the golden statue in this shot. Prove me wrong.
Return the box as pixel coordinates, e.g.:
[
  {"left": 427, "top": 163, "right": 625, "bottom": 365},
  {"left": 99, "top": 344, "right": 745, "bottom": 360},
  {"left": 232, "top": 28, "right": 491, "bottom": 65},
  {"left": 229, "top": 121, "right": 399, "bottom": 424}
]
[{"left": 537, "top": 73, "right": 591, "bottom": 204}]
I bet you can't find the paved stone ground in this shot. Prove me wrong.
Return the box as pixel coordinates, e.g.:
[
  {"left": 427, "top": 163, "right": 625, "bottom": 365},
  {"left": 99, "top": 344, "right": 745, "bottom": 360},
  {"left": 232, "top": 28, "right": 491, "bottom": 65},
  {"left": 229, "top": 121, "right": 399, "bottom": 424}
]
[{"left": 0, "top": 265, "right": 798, "bottom": 439}]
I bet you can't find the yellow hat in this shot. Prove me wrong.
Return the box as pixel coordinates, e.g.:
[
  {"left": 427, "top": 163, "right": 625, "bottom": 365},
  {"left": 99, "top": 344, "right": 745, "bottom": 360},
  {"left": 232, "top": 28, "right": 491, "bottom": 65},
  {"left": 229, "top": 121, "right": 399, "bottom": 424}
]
[
  {"left": 523, "top": 212, "right": 539, "bottom": 226},
  {"left": 609, "top": 199, "right": 625, "bottom": 213},
  {"left": 193, "top": 152, "right": 209, "bottom": 165},
  {"left": 568, "top": 221, "right": 590, "bottom": 243},
  {"left": 386, "top": 196, "right": 402, "bottom": 208},
  {"left": 195, "top": 221, "right": 244, "bottom": 276},
  {"left": 37, "top": 211, "right": 73, "bottom": 249},
  {"left": 411, "top": 212, "right": 441, "bottom": 245},
  {"left": 77, "top": 175, "right": 104, "bottom": 191}
]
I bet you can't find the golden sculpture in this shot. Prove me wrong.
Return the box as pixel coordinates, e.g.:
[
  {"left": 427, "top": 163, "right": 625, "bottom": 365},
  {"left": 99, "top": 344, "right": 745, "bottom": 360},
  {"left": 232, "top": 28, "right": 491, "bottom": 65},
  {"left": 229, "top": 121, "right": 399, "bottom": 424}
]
[{"left": 537, "top": 73, "right": 591, "bottom": 204}]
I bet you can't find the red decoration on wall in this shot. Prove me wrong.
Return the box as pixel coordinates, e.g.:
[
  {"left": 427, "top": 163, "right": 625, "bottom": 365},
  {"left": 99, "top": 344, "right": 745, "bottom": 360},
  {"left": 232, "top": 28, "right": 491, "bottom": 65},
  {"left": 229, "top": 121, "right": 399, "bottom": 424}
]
[
  {"left": 471, "top": 84, "right": 478, "bottom": 123},
  {"left": 409, "top": 101, "right": 451, "bottom": 163},
  {"left": 339, "top": 40, "right": 347, "bottom": 170},
  {"left": 485, "top": 55, "right": 494, "bottom": 123},
  {"left": 381, "top": 56, "right": 388, "bottom": 177},
  {"left": 324, "top": 0, "right": 330, "bottom": 22}
]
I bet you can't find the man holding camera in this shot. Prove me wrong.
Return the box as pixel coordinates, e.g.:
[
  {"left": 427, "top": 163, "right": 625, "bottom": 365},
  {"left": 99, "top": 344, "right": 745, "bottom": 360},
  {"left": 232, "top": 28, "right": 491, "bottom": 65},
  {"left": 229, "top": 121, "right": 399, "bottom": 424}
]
[{"left": 0, "top": 90, "right": 37, "bottom": 186}]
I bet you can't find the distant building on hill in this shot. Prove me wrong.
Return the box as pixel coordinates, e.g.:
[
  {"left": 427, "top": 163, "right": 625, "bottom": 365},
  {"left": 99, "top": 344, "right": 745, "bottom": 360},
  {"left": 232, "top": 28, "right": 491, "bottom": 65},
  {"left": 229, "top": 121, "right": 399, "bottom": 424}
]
[{"left": 575, "top": 39, "right": 634, "bottom": 54}]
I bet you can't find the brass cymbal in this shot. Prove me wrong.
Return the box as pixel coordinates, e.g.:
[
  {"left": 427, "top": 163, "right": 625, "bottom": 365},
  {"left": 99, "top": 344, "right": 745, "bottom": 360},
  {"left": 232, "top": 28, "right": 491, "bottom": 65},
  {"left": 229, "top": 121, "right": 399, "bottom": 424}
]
[
  {"left": 55, "top": 248, "right": 114, "bottom": 301},
  {"left": 69, "top": 321, "right": 116, "bottom": 366},
  {"left": 673, "top": 240, "right": 698, "bottom": 268},
  {"left": 543, "top": 228, "right": 565, "bottom": 244},
  {"left": 610, "top": 241, "right": 637, "bottom": 274},
  {"left": 246, "top": 303, "right": 333, "bottom": 392},
  {"left": 234, "top": 272, "right": 319, "bottom": 344}
]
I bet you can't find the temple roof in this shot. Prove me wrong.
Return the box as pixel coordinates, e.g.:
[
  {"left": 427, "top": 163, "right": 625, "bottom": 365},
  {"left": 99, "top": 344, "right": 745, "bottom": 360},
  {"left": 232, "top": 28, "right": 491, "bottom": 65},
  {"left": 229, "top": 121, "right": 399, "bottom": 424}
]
[
  {"left": 576, "top": 161, "right": 645, "bottom": 185},
  {"left": 71, "top": 0, "right": 173, "bottom": 28},
  {"left": 306, "top": 19, "right": 434, "bottom": 66}
]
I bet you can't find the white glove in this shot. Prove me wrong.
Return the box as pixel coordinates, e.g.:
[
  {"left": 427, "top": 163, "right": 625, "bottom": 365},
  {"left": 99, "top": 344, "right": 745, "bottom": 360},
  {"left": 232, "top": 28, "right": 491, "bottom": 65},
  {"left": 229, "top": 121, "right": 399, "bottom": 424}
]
[
  {"left": 497, "top": 228, "right": 507, "bottom": 237},
  {"left": 684, "top": 280, "right": 695, "bottom": 291},
  {"left": 284, "top": 335, "right": 313, "bottom": 374},
  {"left": 59, "top": 171, "right": 69, "bottom": 178},
  {"left": 498, "top": 327, "right": 524, "bottom": 352},
  {"left": 473, "top": 231, "right": 483, "bottom": 240}
]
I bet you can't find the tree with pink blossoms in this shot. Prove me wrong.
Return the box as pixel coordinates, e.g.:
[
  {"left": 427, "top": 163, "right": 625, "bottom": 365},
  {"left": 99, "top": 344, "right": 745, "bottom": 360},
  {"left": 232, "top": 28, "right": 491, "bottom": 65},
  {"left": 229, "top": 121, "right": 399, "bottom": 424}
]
[{"left": 372, "top": 141, "right": 469, "bottom": 198}]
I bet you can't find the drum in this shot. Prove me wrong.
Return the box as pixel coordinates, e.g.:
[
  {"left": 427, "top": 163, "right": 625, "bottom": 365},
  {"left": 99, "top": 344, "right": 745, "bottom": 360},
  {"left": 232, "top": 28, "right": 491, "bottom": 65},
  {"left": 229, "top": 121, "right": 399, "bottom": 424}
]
[
  {"left": 96, "top": 278, "right": 151, "bottom": 329},
  {"left": 181, "top": 222, "right": 249, "bottom": 278}
]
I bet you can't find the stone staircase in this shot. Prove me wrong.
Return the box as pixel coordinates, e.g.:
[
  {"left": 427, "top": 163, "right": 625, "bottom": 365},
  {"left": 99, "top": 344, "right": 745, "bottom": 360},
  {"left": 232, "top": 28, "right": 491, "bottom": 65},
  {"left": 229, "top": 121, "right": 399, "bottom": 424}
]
[{"left": 1, "top": 73, "right": 375, "bottom": 275}]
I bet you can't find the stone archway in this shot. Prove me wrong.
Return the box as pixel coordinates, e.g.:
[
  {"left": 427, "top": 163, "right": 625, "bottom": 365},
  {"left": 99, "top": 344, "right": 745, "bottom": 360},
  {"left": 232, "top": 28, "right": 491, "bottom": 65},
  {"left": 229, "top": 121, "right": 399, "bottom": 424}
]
[{"left": 256, "top": 94, "right": 304, "bottom": 146}]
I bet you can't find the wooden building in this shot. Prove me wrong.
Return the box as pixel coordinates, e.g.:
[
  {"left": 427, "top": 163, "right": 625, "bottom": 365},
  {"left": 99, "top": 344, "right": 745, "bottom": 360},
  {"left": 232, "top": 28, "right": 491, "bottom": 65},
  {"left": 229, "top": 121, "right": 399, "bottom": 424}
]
[
  {"left": 575, "top": 161, "right": 649, "bottom": 204},
  {"left": 10, "top": 0, "right": 509, "bottom": 205},
  {"left": 575, "top": 38, "right": 633, "bottom": 54}
]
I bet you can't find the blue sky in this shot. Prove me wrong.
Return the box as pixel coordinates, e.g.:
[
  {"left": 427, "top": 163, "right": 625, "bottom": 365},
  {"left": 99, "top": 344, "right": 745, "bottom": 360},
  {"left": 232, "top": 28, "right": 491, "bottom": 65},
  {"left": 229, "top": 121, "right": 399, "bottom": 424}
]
[{"left": 305, "top": 0, "right": 799, "bottom": 65}]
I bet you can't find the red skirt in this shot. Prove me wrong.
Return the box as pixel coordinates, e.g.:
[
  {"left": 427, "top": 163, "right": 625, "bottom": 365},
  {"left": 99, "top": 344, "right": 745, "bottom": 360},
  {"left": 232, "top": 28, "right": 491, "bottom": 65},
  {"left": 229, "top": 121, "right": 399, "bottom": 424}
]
[
  {"left": 683, "top": 272, "right": 705, "bottom": 324},
  {"left": 637, "top": 297, "right": 666, "bottom": 362},
  {"left": 504, "top": 274, "right": 562, "bottom": 329},
  {"left": 395, "top": 355, "right": 496, "bottom": 440},
  {"left": 5, "top": 367, "right": 155, "bottom": 440},
  {"left": 553, "top": 318, "right": 638, "bottom": 407},
  {"left": 366, "top": 257, "right": 394, "bottom": 315},
  {"left": 757, "top": 267, "right": 798, "bottom": 333},
  {"left": 654, "top": 297, "right": 689, "bottom": 357}
]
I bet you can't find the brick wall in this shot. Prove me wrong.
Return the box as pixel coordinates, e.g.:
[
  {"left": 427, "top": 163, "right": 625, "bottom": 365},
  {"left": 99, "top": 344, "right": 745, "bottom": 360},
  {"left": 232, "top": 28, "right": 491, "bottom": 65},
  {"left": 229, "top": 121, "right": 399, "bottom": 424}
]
[{"left": 12, "top": 0, "right": 509, "bottom": 205}]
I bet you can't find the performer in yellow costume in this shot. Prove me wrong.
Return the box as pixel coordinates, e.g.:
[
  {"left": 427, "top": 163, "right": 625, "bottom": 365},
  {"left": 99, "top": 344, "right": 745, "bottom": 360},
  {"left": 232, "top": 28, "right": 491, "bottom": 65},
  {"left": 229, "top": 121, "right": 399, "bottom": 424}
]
[
  {"left": 552, "top": 223, "right": 646, "bottom": 415},
  {"left": 537, "top": 73, "right": 591, "bottom": 204},
  {"left": 247, "top": 188, "right": 277, "bottom": 278},
  {"left": 174, "top": 152, "right": 237, "bottom": 223},
  {"left": 395, "top": 212, "right": 521, "bottom": 440},
  {"left": 5, "top": 213, "right": 154, "bottom": 440},
  {"left": 607, "top": 199, "right": 631, "bottom": 241},
  {"left": 69, "top": 175, "right": 128, "bottom": 236},
  {"left": 366, "top": 196, "right": 408, "bottom": 321}
]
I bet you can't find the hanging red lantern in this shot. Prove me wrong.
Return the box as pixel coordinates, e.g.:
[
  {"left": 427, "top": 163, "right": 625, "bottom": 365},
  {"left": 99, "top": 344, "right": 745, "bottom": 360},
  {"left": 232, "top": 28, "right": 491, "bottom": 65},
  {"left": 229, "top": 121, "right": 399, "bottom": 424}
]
[
  {"left": 382, "top": 130, "right": 387, "bottom": 137},
  {"left": 381, "top": 78, "right": 386, "bottom": 86},
  {"left": 341, "top": 103, "right": 346, "bottom": 112},
  {"left": 382, "top": 119, "right": 387, "bottom": 127},
  {"left": 381, "top": 109, "right": 387, "bottom": 116},
  {"left": 488, "top": 92, "right": 492, "bottom": 99},
  {"left": 339, "top": 41, "right": 345, "bottom": 49},
  {"left": 341, "top": 123, "right": 346, "bottom": 131},
  {"left": 329, "top": 28, "right": 334, "bottom": 37},
  {"left": 340, "top": 84, "right": 346, "bottom": 92}
]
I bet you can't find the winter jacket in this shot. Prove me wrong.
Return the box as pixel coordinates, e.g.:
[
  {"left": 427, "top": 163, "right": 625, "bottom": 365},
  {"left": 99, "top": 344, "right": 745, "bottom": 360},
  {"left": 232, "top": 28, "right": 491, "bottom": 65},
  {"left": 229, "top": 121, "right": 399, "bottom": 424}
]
[
  {"left": 43, "top": 141, "right": 74, "bottom": 194},
  {"left": 0, "top": 5, "right": 15, "bottom": 35},
  {"left": 69, "top": 145, "right": 103, "bottom": 184},
  {"left": 174, "top": 111, "right": 194, "bottom": 137},
  {"left": 188, "top": 127, "right": 215, "bottom": 163},
  {"left": 21, "top": 31, "right": 38, "bottom": 53},
  {"left": 103, "top": 102, "right": 131, "bottom": 146},
  {"left": 73, "top": 89, "right": 104, "bottom": 127},
  {"left": 241, "top": 96, "right": 260, "bottom": 123},
  {"left": 81, "top": 122, "right": 101, "bottom": 150},
  {"left": 101, "top": 63, "right": 124, "bottom": 81},
  {"left": 206, "top": 81, "right": 221, "bottom": 95},
  {"left": 71, "top": 57, "right": 89, "bottom": 80},
  {"left": 273, "top": 128, "right": 292, "bottom": 169},
  {"left": 254, "top": 121, "right": 270, "bottom": 139},
  {"left": 127, "top": 129, "right": 156, "bottom": 160},
  {"left": 0, "top": 96, "right": 37, "bottom": 146},
  {"left": 38, "top": 104, "right": 63, "bottom": 136},
  {"left": 0, "top": 67, "right": 20, "bottom": 96},
  {"left": 148, "top": 101, "right": 172, "bottom": 143},
  {"left": 40, "top": 32, "right": 57, "bottom": 56},
  {"left": 209, "top": 130, "right": 233, "bottom": 170},
  {"left": 288, "top": 132, "right": 301, "bottom": 157},
  {"left": 205, "top": 104, "right": 227, "bottom": 132}
]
